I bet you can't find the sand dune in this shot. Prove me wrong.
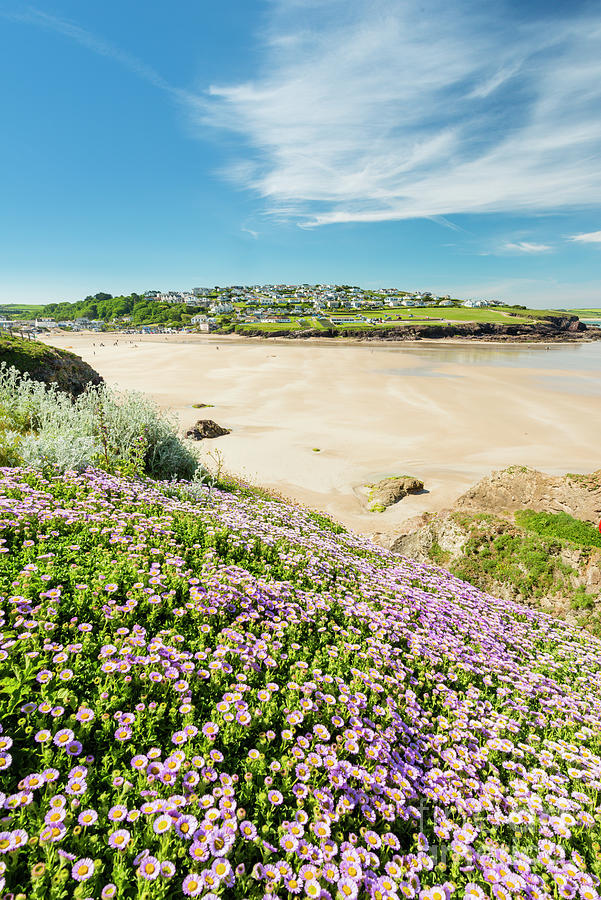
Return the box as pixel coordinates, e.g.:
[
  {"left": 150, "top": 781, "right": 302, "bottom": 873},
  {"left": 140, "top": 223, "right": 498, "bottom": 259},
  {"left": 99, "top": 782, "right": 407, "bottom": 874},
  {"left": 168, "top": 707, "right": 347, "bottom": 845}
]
[{"left": 40, "top": 333, "right": 601, "bottom": 535}]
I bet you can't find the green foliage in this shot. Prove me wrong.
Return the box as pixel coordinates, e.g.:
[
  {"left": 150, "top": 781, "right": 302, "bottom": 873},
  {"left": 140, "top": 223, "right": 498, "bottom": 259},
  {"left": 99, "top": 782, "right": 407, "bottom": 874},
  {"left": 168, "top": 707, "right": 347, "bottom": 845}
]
[
  {"left": 571, "top": 587, "right": 596, "bottom": 610},
  {"left": 453, "top": 529, "right": 565, "bottom": 599},
  {"left": 0, "top": 303, "right": 47, "bottom": 320},
  {"left": 429, "top": 540, "right": 451, "bottom": 566},
  {"left": 443, "top": 512, "right": 601, "bottom": 634},
  {"left": 305, "top": 510, "right": 347, "bottom": 534},
  {"left": 0, "top": 333, "right": 78, "bottom": 375},
  {"left": 515, "top": 509, "right": 601, "bottom": 549},
  {"left": 0, "top": 364, "right": 201, "bottom": 480},
  {"left": 26, "top": 293, "right": 190, "bottom": 327}
]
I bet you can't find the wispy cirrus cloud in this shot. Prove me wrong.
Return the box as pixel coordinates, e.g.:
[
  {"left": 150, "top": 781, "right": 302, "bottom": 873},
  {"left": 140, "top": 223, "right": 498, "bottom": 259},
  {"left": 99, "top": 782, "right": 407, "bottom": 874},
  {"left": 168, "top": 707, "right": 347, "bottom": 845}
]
[
  {"left": 200, "top": 0, "right": 601, "bottom": 226},
  {"left": 0, "top": 6, "right": 194, "bottom": 102},
  {"left": 502, "top": 242, "right": 552, "bottom": 254},
  {"left": 568, "top": 230, "right": 601, "bottom": 243}
]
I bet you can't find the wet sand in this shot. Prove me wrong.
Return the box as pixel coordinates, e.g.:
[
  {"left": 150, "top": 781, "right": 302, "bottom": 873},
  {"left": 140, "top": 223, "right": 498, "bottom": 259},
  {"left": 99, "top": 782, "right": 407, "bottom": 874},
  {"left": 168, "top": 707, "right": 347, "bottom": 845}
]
[{"left": 41, "top": 333, "right": 601, "bottom": 535}]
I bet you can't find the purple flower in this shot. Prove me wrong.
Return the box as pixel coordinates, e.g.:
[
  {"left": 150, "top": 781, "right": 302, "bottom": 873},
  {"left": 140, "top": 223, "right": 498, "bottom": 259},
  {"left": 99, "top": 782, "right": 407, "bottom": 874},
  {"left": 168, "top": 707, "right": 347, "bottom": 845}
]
[
  {"left": 11, "top": 829, "right": 28, "bottom": 849},
  {"left": 71, "top": 858, "right": 95, "bottom": 882},
  {"left": 189, "top": 840, "right": 209, "bottom": 862},
  {"left": 208, "top": 826, "right": 235, "bottom": 857},
  {"left": 240, "top": 820, "right": 258, "bottom": 840},
  {"left": 153, "top": 814, "right": 172, "bottom": 835},
  {"left": 78, "top": 810, "right": 98, "bottom": 827},
  {"left": 108, "top": 829, "right": 130, "bottom": 850},
  {"left": 53, "top": 728, "right": 74, "bottom": 748},
  {"left": 202, "top": 721, "right": 219, "bottom": 738},
  {"left": 182, "top": 873, "right": 203, "bottom": 896},
  {"left": 108, "top": 805, "right": 127, "bottom": 823},
  {"left": 337, "top": 877, "right": 359, "bottom": 900},
  {"left": 175, "top": 815, "right": 198, "bottom": 839},
  {"left": 0, "top": 833, "right": 14, "bottom": 854},
  {"left": 161, "top": 861, "right": 176, "bottom": 878},
  {"left": 137, "top": 855, "right": 160, "bottom": 881},
  {"left": 45, "top": 808, "right": 66, "bottom": 826}
]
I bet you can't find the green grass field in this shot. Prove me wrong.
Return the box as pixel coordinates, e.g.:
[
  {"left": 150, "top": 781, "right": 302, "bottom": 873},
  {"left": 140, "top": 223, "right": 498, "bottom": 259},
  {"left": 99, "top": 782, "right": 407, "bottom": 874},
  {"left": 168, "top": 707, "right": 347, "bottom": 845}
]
[
  {"left": 563, "top": 308, "right": 601, "bottom": 319},
  {"left": 233, "top": 305, "right": 572, "bottom": 332},
  {"left": 0, "top": 304, "right": 46, "bottom": 319},
  {"left": 323, "top": 306, "right": 538, "bottom": 324}
]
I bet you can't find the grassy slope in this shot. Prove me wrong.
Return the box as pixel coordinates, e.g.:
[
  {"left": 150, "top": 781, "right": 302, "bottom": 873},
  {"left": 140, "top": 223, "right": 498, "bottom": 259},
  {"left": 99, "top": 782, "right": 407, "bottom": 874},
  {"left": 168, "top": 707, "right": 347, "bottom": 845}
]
[
  {"left": 0, "top": 332, "right": 82, "bottom": 374},
  {"left": 0, "top": 304, "right": 46, "bottom": 319},
  {"left": 1, "top": 467, "right": 601, "bottom": 898},
  {"left": 563, "top": 308, "right": 601, "bottom": 318}
]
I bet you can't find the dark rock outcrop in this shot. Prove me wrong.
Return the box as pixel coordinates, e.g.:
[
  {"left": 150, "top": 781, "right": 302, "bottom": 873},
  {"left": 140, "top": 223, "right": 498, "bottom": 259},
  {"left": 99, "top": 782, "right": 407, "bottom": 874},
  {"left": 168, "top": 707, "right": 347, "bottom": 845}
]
[{"left": 185, "top": 419, "right": 231, "bottom": 440}]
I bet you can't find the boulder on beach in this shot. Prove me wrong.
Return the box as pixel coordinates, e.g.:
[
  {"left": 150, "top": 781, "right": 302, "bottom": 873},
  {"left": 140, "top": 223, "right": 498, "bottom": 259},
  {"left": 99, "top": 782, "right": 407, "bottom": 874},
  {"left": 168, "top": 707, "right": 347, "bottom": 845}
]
[
  {"left": 185, "top": 419, "right": 230, "bottom": 440},
  {"left": 367, "top": 475, "right": 424, "bottom": 511}
]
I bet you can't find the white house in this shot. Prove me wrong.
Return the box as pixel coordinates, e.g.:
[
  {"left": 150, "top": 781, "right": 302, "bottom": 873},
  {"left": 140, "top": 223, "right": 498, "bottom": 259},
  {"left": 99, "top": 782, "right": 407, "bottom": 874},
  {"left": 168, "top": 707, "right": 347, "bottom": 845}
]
[{"left": 210, "top": 302, "right": 234, "bottom": 315}]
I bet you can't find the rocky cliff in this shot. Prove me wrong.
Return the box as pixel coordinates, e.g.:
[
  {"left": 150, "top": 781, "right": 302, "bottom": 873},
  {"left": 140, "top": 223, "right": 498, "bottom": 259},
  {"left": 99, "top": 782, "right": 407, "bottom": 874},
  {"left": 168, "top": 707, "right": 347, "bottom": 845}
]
[{"left": 384, "top": 467, "right": 601, "bottom": 634}]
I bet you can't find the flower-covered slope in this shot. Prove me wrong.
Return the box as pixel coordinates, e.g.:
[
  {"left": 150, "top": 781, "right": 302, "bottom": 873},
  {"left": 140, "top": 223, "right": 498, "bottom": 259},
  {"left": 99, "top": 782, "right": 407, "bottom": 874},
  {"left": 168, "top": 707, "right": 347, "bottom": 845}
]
[{"left": 0, "top": 467, "right": 600, "bottom": 900}]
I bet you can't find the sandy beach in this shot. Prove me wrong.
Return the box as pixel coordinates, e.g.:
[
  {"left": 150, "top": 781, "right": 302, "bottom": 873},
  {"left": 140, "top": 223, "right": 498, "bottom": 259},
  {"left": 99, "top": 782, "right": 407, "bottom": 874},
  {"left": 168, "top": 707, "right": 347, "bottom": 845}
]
[{"left": 40, "top": 332, "right": 601, "bottom": 536}]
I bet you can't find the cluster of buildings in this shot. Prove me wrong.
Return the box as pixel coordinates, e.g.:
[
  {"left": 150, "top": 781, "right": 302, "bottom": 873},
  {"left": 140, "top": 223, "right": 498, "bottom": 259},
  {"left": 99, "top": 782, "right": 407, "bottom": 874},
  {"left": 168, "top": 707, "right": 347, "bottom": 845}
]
[
  {"left": 142, "top": 284, "right": 502, "bottom": 330},
  {"left": 0, "top": 284, "right": 505, "bottom": 336}
]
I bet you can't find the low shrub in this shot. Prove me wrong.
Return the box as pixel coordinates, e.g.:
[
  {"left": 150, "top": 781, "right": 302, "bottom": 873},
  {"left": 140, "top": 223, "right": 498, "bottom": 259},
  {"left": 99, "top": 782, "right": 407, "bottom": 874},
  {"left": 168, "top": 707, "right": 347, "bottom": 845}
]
[
  {"left": 0, "top": 364, "right": 200, "bottom": 480},
  {"left": 515, "top": 509, "right": 601, "bottom": 549}
]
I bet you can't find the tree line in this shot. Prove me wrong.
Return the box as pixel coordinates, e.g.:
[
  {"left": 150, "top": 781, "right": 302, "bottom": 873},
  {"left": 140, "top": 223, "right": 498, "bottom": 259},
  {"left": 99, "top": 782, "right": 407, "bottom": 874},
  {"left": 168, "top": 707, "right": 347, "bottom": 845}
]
[{"left": 43, "top": 293, "right": 193, "bottom": 327}]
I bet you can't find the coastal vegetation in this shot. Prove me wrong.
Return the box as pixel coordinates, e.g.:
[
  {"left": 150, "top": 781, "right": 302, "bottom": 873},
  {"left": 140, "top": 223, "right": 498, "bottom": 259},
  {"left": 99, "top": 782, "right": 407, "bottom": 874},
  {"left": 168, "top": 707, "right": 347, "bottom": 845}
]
[
  {"left": 1, "top": 464, "right": 601, "bottom": 898},
  {"left": 392, "top": 473, "right": 601, "bottom": 635},
  {"left": 449, "top": 512, "right": 601, "bottom": 629},
  {"left": 0, "top": 364, "right": 199, "bottom": 479},
  {"left": 1, "top": 295, "right": 193, "bottom": 329},
  {"left": 514, "top": 510, "right": 601, "bottom": 550},
  {"left": 0, "top": 334, "right": 101, "bottom": 397}
]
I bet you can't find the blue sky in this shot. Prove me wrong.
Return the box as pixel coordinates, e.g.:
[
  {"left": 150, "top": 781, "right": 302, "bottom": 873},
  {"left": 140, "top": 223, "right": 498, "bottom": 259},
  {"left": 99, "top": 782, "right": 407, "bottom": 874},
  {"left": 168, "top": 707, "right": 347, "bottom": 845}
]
[{"left": 1, "top": 0, "right": 600, "bottom": 307}]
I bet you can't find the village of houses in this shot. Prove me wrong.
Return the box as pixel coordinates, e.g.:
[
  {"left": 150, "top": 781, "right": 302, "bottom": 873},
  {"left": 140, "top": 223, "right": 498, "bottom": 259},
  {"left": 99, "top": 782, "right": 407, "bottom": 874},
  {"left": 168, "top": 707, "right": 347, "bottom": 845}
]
[{"left": 0, "top": 284, "right": 504, "bottom": 335}]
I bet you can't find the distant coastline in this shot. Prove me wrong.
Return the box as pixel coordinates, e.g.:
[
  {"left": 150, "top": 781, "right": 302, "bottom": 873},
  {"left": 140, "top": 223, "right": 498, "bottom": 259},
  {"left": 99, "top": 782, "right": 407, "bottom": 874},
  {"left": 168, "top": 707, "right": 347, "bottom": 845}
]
[
  {"left": 36, "top": 315, "right": 600, "bottom": 347},
  {"left": 231, "top": 314, "right": 597, "bottom": 343}
]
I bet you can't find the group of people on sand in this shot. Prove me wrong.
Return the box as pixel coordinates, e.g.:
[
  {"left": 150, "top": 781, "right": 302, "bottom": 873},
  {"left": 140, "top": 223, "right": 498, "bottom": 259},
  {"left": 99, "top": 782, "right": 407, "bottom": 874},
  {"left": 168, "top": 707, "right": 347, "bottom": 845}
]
[{"left": 90, "top": 340, "right": 139, "bottom": 356}]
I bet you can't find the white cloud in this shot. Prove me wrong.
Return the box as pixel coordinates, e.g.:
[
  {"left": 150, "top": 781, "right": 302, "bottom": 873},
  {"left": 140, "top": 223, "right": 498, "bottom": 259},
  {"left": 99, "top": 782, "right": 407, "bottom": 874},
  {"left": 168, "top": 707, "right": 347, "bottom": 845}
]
[
  {"left": 568, "top": 230, "right": 601, "bottom": 243},
  {"left": 200, "top": 0, "right": 601, "bottom": 225},
  {"left": 502, "top": 242, "right": 552, "bottom": 254}
]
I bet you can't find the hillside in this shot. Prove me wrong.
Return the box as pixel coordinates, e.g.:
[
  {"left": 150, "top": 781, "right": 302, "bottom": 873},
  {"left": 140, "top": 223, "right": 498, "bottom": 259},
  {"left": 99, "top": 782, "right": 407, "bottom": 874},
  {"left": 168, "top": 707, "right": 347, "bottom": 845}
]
[
  {"left": 0, "top": 333, "right": 102, "bottom": 395},
  {"left": 0, "top": 466, "right": 600, "bottom": 898},
  {"left": 390, "top": 467, "right": 601, "bottom": 633}
]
